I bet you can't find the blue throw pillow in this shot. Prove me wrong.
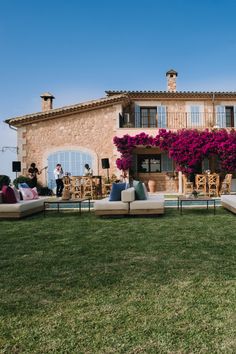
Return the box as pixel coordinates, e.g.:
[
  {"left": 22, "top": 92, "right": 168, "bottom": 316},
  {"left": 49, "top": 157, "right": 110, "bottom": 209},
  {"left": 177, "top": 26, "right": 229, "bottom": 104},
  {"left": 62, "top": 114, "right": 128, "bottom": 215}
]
[
  {"left": 109, "top": 183, "right": 126, "bottom": 201},
  {"left": 133, "top": 180, "right": 147, "bottom": 200},
  {"left": 18, "top": 182, "right": 30, "bottom": 188}
]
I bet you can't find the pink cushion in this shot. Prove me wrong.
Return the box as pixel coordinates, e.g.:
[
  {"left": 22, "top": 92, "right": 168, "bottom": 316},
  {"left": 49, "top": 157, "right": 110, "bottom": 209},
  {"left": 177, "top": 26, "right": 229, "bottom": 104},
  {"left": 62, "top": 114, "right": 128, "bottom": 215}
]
[
  {"left": 19, "top": 187, "right": 39, "bottom": 200},
  {"left": 1, "top": 185, "right": 17, "bottom": 204}
]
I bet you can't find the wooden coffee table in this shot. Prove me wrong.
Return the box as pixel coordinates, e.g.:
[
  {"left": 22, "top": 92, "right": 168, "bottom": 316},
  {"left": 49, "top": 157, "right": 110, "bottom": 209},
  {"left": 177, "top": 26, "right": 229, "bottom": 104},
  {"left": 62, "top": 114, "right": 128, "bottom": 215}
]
[{"left": 177, "top": 196, "right": 216, "bottom": 215}]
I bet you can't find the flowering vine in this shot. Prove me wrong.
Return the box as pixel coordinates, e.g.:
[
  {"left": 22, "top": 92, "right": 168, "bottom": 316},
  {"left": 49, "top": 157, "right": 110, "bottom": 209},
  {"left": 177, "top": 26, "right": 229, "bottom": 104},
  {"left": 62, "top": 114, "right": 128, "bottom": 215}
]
[{"left": 113, "top": 129, "right": 236, "bottom": 174}]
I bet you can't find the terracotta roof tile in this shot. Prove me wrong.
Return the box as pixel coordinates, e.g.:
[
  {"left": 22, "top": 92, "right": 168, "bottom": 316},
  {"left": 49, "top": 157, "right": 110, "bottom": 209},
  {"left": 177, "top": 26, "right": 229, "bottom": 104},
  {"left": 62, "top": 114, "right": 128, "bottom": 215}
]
[{"left": 5, "top": 94, "right": 129, "bottom": 127}]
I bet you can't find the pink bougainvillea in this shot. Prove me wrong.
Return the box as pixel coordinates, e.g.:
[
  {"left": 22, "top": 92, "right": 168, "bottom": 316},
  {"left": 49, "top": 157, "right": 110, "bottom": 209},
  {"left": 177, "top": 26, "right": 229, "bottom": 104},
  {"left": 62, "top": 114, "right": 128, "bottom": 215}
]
[{"left": 113, "top": 129, "right": 236, "bottom": 173}]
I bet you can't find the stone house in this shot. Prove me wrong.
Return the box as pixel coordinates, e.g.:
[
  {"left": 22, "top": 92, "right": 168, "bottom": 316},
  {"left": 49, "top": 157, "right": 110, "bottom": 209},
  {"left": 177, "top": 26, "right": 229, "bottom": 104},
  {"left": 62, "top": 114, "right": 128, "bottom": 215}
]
[{"left": 5, "top": 70, "right": 236, "bottom": 192}]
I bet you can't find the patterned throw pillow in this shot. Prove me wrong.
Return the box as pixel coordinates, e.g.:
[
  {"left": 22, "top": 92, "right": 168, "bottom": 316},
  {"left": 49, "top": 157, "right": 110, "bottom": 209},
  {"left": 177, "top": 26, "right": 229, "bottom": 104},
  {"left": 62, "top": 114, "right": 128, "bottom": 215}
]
[
  {"left": 19, "top": 187, "right": 39, "bottom": 200},
  {"left": 109, "top": 183, "right": 126, "bottom": 201}
]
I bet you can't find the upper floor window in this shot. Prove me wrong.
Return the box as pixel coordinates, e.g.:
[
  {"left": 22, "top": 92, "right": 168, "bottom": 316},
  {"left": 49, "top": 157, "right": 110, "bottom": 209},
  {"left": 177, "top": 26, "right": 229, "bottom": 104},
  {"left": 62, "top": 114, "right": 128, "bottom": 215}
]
[
  {"left": 140, "top": 107, "right": 157, "bottom": 128},
  {"left": 187, "top": 105, "right": 203, "bottom": 127},
  {"left": 216, "top": 105, "right": 236, "bottom": 128}
]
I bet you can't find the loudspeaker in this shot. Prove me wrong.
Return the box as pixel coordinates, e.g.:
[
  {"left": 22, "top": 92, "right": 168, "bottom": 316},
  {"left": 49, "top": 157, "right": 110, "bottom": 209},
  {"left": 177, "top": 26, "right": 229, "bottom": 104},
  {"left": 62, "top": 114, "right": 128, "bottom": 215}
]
[
  {"left": 12, "top": 161, "right": 21, "bottom": 172},
  {"left": 101, "top": 158, "right": 110, "bottom": 169}
]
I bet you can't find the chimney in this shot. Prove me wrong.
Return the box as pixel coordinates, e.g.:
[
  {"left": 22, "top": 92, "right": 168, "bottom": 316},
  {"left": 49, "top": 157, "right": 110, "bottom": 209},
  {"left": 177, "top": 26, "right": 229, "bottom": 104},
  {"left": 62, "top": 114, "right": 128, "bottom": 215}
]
[
  {"left": 166, "top": 69, "right": 178, "bottom": 92},
  {"left": 40, "top": 92, "right": 55, "bottom": 111}
]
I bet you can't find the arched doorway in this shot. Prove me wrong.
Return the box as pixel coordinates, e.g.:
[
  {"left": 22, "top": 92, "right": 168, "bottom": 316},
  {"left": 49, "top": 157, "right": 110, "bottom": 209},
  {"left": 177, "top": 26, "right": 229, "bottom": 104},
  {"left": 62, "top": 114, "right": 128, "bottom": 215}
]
[{"left": 47, "top": 150, "right": 93, "bottom": 189}]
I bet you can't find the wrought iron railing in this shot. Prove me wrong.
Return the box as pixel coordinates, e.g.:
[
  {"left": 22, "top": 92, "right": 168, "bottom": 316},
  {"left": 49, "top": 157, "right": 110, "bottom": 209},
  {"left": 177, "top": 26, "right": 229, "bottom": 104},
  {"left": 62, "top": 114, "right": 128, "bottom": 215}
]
[{"left": 119, "top": 112, "right": 226, "bottom": 129}]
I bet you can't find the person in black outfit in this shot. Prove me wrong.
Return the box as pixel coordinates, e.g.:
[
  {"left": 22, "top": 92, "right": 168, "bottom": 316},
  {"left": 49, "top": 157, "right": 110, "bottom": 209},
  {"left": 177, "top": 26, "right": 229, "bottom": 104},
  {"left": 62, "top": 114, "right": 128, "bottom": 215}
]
[{"left": 28, "top": 162, "right": 41, "bottom": 188}]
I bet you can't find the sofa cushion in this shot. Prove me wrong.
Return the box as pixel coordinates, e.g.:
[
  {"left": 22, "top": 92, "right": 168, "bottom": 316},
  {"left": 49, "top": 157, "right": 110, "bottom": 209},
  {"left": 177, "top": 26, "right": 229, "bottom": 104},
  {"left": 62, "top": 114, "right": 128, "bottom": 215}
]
[
  {"left": 109, "top": 183, "right": 126, "bottom": 201},
  {"left": 19, "top": 187, "right": 39, "bottom": 201},
  {"left": 13, "top": 186, "right": 21, "bottom": 202},
  {"left": 1, "top": 185, "right": 17, "bottom": 204},
  {"left": 121, "top": 187, "right": 135, "bottom": 203},
  {"left": 133, "top": 180, "right": 147, "bottom": 200},
  {"left": 129, "top": 195, "right": 165, "bottom": 210},
  {"left": 94, "top": 198, "right": 129, "bottom": 211},
  {"left": 221, "top": 195, "right": 236, "bottom": 208}
]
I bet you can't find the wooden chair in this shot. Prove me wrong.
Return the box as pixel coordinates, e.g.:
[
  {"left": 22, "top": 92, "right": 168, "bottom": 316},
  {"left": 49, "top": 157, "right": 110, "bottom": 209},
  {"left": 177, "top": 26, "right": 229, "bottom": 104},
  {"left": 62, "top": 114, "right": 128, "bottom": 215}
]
[
  {"left": 220, "top": 174, "right": 232, "bottom": 195},
  {"left": 82, "top": 177, "right": 94, "bottom": 199},
  {"left": 71, "top": 176, "right": 83, "bottom": 199},
  {"left": 195, "top": 174, "right": 207, "bottom": 194},
  {"left": 208, "top": 174, "right": 220, "bottom": 197},
  {"left": 182, "top": 175, "right": 193, "bottom": 194}
]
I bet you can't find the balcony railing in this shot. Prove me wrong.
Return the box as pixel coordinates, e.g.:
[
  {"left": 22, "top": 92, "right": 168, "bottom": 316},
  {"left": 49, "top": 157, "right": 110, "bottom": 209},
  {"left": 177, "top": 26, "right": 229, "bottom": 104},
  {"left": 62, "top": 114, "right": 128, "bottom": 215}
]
[{"left": 119, "top": 112, "right": 233, "bottom": 130}]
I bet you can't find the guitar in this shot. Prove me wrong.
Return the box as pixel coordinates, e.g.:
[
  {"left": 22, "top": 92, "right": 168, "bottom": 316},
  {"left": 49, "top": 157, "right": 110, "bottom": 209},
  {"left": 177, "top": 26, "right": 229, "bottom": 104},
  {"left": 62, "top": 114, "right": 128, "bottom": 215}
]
[{"left": 28, "top": 166, "right": 48, "bottom": 179}]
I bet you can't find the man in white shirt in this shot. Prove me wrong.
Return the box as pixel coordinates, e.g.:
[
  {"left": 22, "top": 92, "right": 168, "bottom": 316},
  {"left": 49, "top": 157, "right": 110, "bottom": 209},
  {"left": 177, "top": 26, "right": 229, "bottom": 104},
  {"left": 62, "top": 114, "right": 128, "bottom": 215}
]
[
  {"left": 54, "top": 164, "right": 64, "bottom": 197},
  {"left": 84, "top": 163, "right": 93, "bottom": 176}
]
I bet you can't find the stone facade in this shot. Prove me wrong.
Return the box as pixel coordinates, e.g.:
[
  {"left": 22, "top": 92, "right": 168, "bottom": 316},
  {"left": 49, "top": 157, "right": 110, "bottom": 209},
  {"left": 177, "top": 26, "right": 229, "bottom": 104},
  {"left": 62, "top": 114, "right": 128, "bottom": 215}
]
[{"left": 18, "top": 104, "right": 122, "bottom": 185}]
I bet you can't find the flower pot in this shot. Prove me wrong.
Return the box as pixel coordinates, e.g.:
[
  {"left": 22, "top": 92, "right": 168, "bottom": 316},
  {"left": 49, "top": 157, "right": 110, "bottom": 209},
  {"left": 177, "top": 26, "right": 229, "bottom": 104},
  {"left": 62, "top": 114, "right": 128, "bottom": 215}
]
[{"left": 148, "top": 180, "right": 156, "bottom": 193}]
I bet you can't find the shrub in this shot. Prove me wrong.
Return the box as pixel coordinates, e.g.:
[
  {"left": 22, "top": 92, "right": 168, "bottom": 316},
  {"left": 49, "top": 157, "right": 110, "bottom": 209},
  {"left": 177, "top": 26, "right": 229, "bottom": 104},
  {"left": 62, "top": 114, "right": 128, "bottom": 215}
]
[
  {"left": 0, "top": 175, "right": 11, "bottom": 189},
  {"left": 13, "top": 175, "right": 34, "bottom": 188}
]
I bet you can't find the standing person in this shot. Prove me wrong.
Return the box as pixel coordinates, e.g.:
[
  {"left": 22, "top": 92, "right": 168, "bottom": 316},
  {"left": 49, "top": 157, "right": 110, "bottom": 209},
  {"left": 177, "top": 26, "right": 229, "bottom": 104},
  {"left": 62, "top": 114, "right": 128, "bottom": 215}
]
[
  {"left": 84, "top": 163, "right": 93, "bottom": 176},
  {"left": 54, "top": 163, "right": 64, "bottom": 197},
  {"left": 28, "top": 162, "right": 41, "bottom": 188}
]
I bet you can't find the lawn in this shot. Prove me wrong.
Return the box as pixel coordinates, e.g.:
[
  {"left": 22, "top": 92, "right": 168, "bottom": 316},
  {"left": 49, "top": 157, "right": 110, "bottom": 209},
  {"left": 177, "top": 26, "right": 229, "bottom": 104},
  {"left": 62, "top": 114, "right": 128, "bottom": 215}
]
[{"left": 0, "top": 208, "right": 236, "bottom": 353}]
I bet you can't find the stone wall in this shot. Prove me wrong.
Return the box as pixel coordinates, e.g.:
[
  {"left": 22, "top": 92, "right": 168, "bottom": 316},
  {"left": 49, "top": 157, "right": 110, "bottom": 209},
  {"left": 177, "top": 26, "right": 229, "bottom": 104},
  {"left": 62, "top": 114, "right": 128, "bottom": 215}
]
[{"left": 19, "top": 104, "right": 122, "bottom": 185}]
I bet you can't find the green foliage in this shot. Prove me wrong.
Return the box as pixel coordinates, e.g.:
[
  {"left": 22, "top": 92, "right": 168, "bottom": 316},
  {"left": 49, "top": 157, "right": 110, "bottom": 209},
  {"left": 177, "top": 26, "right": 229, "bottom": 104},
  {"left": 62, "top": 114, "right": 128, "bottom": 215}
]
[
  {"left": 13, "top": 175, "right": 35, "bottom": 188},
  {"left": 0, "top": 175, "right": 10, "bottom": 189},
  {"left": 0, "top": 210, "right": 235, "bottom": 352}
]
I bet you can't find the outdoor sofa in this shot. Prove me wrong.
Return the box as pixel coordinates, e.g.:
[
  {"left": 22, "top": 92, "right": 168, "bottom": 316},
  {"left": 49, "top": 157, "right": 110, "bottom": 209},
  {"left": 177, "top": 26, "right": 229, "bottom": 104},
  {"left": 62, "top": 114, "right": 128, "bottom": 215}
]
[
  {"left": 221, "top": 195, "right": 236, "bottom": 214},
  {"left": 94, "top": 187, "right": 165, "bottom": 216},
  {"left": 0, "top": 195, "right": 49, "bottom": 219}
]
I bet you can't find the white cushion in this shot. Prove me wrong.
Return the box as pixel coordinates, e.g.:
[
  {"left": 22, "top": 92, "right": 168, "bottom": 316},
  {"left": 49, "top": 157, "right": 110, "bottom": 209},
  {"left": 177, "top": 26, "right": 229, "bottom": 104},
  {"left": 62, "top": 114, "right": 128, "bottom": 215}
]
[
  {"left": 94, "top": 198, "right": 129, "bottom": 211},
  {"left": 130, "top": 195, "right": 164, "bottom": 210},
  {"left": 221, "top": 195, "right": 236, "bottom": 208},
  {"left": 0, "top": 197, "right": 48, "bottom": 212},
  {"left": 121, "top": 187, "right": 135, "bottom": 203}
]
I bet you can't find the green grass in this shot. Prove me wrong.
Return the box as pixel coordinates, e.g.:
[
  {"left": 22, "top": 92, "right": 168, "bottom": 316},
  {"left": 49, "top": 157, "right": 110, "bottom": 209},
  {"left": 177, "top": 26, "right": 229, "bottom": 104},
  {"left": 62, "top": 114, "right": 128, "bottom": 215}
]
[{"left": 0, "top": 208, "right": 236, "bottom": 353}]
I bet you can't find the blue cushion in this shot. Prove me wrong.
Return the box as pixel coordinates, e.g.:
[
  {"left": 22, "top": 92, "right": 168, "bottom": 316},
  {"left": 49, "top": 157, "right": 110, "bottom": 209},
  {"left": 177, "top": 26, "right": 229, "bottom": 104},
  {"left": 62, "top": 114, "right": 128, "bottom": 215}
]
[
  {"left": 133, "top": 180, "right": 147, "bottom": 200},
  {"left": 18, "top": 182, "right": 29, "bottom": 188},
  {"left": 109, "top": 183, "right": 126, "bottom": 201}
]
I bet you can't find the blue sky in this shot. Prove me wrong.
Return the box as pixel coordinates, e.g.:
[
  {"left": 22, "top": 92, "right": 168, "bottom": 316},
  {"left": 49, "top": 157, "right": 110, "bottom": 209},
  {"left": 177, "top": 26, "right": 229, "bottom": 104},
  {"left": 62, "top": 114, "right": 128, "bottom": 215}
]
[{"left": 1, "top": 0, "right": 236, "bottom": 177}]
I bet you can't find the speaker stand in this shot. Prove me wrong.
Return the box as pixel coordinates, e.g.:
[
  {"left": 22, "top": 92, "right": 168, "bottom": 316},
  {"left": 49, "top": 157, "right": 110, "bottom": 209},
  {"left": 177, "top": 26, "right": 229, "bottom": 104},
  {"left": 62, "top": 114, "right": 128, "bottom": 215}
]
[{"left": 107, "top": 168, "right": 110, "bottom": 183}]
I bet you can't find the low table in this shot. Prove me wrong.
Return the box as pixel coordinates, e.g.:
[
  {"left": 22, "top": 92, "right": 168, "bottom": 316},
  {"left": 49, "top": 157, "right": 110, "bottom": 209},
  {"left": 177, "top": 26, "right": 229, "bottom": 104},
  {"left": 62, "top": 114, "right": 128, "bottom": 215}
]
[
  {"left": 177, "top": 196, "right": 216, "bottom": 215},
  {"left": 44, "top": 198, "right": 91, "bottom": 216}
]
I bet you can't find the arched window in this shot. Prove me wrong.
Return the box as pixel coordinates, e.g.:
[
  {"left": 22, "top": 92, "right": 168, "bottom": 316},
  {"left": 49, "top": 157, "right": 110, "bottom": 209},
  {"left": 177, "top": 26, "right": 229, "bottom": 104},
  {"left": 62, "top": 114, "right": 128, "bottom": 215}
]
[{"left": 47, "top": 150, "right": 92, "bottom": 189}]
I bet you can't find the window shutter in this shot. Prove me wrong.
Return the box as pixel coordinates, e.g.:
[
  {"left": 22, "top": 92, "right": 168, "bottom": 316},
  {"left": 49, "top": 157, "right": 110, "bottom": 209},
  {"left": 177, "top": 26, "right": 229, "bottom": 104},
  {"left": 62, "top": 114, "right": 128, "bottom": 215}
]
[
  {"left": 135, "top": 104, "right": 141, "bottom": 128},
  {"left": 216, "top": 105, "right": 226, "bottom": 128},
  {"left": 161, "top": 153, "right": 173, "bottom": 172},
  {"left": 157, "top": 106, "right": 167, "bottom": 128}
]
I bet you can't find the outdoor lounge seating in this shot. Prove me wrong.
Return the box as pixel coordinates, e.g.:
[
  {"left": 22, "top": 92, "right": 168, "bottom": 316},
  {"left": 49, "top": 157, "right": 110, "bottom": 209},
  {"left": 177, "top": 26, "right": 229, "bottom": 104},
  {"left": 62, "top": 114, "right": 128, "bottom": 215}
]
[
  {"left": 94, "top": 187, "right": 165, "bottom": 216},
  {"left": 221, "top": 195, "right": 236, "bottom": 214},
  {"left": 0, "top": 197, "right": 49, "bottom": 219}
]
